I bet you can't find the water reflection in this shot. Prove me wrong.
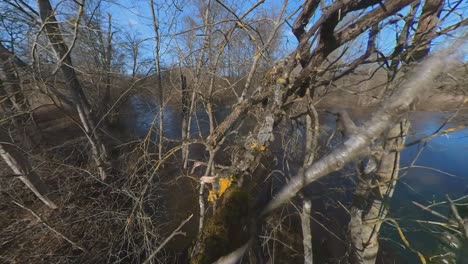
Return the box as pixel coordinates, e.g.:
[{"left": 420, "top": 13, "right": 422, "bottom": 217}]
[{"left": 126, "top": 95, "right": 227, "bottom": 139}]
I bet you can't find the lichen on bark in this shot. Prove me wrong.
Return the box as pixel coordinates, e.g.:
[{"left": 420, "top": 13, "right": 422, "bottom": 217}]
[{"left": 191, "top": 188, "right": 251, "bottom": 264}]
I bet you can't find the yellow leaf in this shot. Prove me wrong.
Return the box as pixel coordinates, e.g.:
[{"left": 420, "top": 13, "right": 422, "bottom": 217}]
[
  {"left": 259, "top": 145, "right": 266, "bottom": 151},
  {"left": 208, "top": 190, "right": 218, "bottom": 202},
  {"left": 276, "top": 77, "right": 288, "bottom": 84},
  {"left": 218, "top": 177, "right": 232, "bottom": 197}
]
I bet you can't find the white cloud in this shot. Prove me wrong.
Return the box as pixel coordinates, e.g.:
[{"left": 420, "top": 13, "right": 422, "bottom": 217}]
[{"left": 128, "top": 19, "right": 139, "bottom": 26}]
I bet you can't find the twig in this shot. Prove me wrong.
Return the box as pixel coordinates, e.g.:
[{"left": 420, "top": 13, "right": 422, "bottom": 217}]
[
  {"left": 414, "top": 220, "right": 462, "bottom": 235},
  {"left": 142, "top": 214, "right": 193, "bottom": 264},
  {"left": 412, "top": 201, "right": 449, "bottom": 220},
  {"left": 401, "top": 165, "right": 460, "bottom": 178},
  {"left": 386, "top": 218, "right": 427, "bottom": 264},
  {"left": 447, "top": 195, "right": 468, "bottom": 238},
  {"left": 12, "top": 201, "right": 86, "bottom": 252},
  {"left": 405, "top": 124, "right": 468, "bottom": 148}
]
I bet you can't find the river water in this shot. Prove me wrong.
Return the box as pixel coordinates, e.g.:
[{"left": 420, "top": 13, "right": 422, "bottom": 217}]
[{"left": 124, "top": 96, "right": 468, "bottom": 263}]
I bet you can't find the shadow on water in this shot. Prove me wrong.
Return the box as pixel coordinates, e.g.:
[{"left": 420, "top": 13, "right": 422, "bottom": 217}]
[{"left": 123, "top": 95, "right": 468, "bottom": 262}]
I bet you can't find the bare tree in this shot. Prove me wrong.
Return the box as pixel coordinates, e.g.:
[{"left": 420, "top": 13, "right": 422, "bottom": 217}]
[
  {"left": 149, "top": 0, "right": 165, "bottom": 161},
  {"left": 348, "top": 1, "right": 446, "bottom": 262},
  {"left": 37, "top": 0, "right": 111, "bottom": 181}
]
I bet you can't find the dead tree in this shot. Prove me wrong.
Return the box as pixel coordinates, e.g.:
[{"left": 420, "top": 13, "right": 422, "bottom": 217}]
[
  {"left": 102, "top": 13, "right": 113, "bottom": 115},
  {"left": 300, "top": 96, "right": 319, "bottom": 264}
]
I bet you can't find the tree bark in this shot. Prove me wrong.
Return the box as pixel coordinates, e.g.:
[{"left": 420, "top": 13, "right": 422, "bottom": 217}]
[
  {"left": 349, "top": 120, "right": 409, "bottom": 264},
  {"left": 102, "top": 13, "right": 113, "bottom": 114},
  {"left": 409, "top": 0, "right": 444, "bottom": 61},
  {"left": 301, "top": 97, "right": 318, "bottom": 264},
  {"left": 180, "top": 73, "right": 190, "bottom": 166},
  {"left": 150, "top": 0, "right": 164, "bottom": 161}
]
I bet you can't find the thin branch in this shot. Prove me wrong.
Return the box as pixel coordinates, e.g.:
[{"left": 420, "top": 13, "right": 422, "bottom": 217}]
[
  {"left": 142, "top": 214, "right": 193, "bottom": 264},
  {"left": 412, "top": 201, "right": 449, "bottom": 221},
  {"left": 405, "top": 123, "right": 468, "bottom": 148},
  {"left": 447, "top": 195, "right": 468, "bottom": 238}
]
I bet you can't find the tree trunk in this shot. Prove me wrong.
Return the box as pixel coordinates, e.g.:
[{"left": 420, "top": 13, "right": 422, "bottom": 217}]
[
  {"left": 37, "top": 0, "right": 111, "bottom": 181},
  {"left": 102, "top": 13, "right": 113, "bottom": 114},
  {"left": 409, "top": 0, "right": 443, "bottom": 61},
  {"left": 348, "top": 1, "right": 443, "bottom": 262},
  {"left": 150, "top": 0, "right": 164, "bottom": 161},
  {"left": 301, "top": 198, "right": 313, "bottom": 264},
  {"left": 301, "top": 98, "right": 318, "bottom": 264},
  {"left": 181, "top": 73, "right": 189, "bottom": 167},
  {"left": 349, "top": 120, "right": 409, "bottom": 264}
]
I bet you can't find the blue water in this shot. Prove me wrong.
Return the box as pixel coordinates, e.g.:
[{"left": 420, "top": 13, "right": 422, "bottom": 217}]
[
  {"left": 126, "top": 95, "right": 223, "bottom": 139},
  {"left": 381, "top": 112, "right": 468, "bottom": 262}
]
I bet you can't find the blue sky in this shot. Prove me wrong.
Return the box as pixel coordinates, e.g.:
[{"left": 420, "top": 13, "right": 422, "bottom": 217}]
[
  {"left": 38, "top": 0, "right": 466, "bottom": 67},
  {"left": 91, "top": 0, "right": 301, "bottom": 64}
]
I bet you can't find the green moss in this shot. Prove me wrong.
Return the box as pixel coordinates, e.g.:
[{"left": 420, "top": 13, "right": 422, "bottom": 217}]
[{"left": 191, "top": 188, "right": 250, "bottom": 264}]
